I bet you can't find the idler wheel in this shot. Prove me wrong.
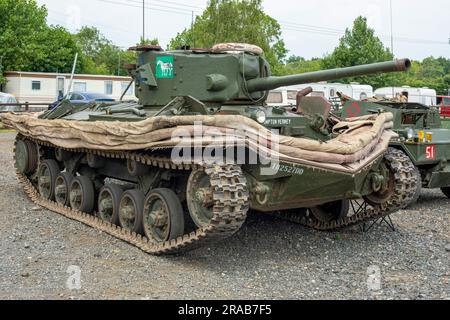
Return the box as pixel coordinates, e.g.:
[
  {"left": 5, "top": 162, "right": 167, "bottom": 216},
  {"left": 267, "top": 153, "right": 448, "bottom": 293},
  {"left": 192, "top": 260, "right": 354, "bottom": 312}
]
[
  {"left": 186, "top": 169, "right": 215, "bottom": 228},
  {"left": 37, "top": 159, "right": 61, "bottom": 201},
  {"left": 70, "top": 176, "right": 95, "bottom": 213},
  {"left": 15, "top": 139, "right": 38, "bottom": 174},
  {"left": 55, "top": 172, "right": 74, "bottom": 206},
  {"left": 143, "top": 188, "right": 184, "bottom": 243},
  {"left": 119, "top": 190, "right": 145, "bottom": 233},
  {"left": 98, "top": 184, "right": 123, "bottom": 225},
  {"left": 309, "top": 200, "right": 350, "bottom": 223}
]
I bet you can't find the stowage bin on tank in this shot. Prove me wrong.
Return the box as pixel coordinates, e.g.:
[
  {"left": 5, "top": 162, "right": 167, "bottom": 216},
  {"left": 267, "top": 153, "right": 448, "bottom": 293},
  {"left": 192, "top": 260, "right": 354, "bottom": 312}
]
[{"left": 4, "top": 43, "right": 417, "bottom": 255}]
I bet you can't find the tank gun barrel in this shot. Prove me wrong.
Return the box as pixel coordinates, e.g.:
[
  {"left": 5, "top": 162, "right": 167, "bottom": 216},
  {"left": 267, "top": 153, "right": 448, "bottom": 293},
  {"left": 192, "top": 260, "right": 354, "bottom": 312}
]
[{"left": 246, "top": 59, "right": 411, "bottom": 92}]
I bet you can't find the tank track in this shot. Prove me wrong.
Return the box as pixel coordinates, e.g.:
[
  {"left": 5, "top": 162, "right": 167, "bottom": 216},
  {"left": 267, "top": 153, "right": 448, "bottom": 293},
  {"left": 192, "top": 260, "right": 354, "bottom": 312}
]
[
  {"left": 274, "top": 148, "right": 417, "bottom": 231},
  {"left": 14, "top": 136, "right": 249, "bottom": 255}
]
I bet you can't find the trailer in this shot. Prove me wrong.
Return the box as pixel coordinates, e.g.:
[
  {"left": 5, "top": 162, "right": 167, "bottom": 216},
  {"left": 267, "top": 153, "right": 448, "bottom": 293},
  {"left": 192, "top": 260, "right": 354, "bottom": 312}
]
[
  {"left": 267, "top": 83, "right": 373, "bottom": 107},
  {"left": 374, "top": 86, "right": 437, "bottom": 106}
]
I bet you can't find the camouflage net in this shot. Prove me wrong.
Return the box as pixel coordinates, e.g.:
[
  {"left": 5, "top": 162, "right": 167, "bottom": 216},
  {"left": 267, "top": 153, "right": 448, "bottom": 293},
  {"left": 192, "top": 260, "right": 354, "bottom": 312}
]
[
  {"left": 1, "top": 112, "right": 397, "bottom": 173},
  {"left": 211, "top": 43, "right": 264, "bottom": 55}
]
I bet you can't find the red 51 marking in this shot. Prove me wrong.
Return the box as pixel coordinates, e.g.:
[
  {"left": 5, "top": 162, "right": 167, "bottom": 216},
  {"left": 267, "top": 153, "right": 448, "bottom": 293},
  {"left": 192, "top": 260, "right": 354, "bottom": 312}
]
[{"left": 426, "top": 145, "right": 436, "bottom": 160}]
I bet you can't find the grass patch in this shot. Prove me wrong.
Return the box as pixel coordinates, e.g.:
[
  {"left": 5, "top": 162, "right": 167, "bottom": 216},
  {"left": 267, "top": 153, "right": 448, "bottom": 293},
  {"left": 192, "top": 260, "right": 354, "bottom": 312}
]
[{"left": 0, "top": 129, "right": 15, "bottom": 133}]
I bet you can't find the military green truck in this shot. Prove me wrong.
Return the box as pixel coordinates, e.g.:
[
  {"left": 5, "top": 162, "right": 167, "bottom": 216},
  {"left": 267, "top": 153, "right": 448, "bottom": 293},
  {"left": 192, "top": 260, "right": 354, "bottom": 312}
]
[
  {"left": 339, "top": 96, "right": 450, "bottom": 202},
  {"left": 4, "top": 44, "right": 416, "bottom": 254}
]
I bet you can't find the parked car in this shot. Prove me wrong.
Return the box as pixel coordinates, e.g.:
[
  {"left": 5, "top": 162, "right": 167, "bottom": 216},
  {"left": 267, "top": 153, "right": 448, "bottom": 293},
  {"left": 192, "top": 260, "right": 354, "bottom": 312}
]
[
  {"left": 49, "top": 92, "right": 116, "bottom": 110},
  {"left": 0, "top": 93, "right": 20, "bottom": 112}
]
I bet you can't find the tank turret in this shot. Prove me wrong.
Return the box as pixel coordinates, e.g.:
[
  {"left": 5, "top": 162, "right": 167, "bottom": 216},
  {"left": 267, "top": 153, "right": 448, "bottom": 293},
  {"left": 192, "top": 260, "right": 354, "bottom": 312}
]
[{"left": 130, "top": 44, "right": 411, "bottom": 107}]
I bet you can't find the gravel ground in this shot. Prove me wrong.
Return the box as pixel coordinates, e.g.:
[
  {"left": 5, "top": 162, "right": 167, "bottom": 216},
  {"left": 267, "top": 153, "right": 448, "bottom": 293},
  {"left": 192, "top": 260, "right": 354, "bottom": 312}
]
[{"left": 0, "top": 132, "right": 448, "bottom": 300}]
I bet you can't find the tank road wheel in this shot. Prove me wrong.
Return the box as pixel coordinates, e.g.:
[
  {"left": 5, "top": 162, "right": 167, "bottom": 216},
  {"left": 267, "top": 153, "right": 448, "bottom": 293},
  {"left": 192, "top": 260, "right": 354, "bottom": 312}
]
[
  {"left": 365, "top": 148, "right": 416, "bottom": 211},
  {"left": 98, "top": 184, "right": 123, "bottom": 225},
  {"left": 143, "top": 189, "right": 185, "bottom": 243},
  {"left": 15, "top": 139, "right": 38, "bottom": 175},
  {"left": 54, "top": 172, "right": 74, "bottom": 206},
  {"left": 119, "top": 190, "right": 145, "bottom": 234},
  {"left": 309, "top": 200, "right": 350, "bottom": 223},
  {"left": 37, "top": 160, "right": 60, "bottom": 200},
  {"left": 442, "top": 187, "right": 450, "bottom": 198},
  {"left": 186, "top": 169, "right": 216, "bottom": 228},
  {"left": 70, "top": 176, "right": 95, "bottom": 213}
]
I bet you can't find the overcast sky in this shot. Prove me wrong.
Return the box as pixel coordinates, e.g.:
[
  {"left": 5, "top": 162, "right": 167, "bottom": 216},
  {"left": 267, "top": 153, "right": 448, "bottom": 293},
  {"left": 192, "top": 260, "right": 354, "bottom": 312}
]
[{"left": 37, "top": 0, "right": 450, "bottom": 60}]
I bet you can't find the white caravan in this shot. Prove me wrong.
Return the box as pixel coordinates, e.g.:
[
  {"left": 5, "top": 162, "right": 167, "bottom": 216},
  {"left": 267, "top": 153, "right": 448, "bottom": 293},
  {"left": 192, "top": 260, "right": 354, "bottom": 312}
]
[
  {"left": 267, "top": 83, "right": 374, "bottom": 107},
  {"left": 374, "top": 86, "right": 437, "bottom": 106}
]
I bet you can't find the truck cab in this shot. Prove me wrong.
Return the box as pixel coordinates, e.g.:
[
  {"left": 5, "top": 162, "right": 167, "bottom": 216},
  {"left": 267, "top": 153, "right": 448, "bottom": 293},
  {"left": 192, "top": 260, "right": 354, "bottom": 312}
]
[{"left": 437, "top": 96, "right": 450, "bottom": 118}]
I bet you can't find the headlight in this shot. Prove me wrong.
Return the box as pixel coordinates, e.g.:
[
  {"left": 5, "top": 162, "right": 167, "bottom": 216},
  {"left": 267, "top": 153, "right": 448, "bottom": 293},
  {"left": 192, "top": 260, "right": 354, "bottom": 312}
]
[
  {"left": 406, "top": 128, "right": 415, "bottom": 140},
  {"left": 256, "top": 110, "right": 267, "bottom": 124}
]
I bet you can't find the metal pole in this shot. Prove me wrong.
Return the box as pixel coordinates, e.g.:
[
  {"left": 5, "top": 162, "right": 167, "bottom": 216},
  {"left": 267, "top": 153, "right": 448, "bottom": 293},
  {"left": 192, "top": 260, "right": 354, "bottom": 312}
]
[
  {"left": 120, "top": 80, "right": 134, "bottom": 101},
  {"left": 143, "top": 0, "right": 145, "bottom": 43},
  {"left": 191, "top": 11, "right": 195, "bottom": 48},
  {"left": 118, "top": 52, "right": 121, "bottom": 76},
  {"left": 390, "top": 0, "right": 394, "bottom": 56},
  {"left": 66, "top": 53, "right": 79, "bottom": 97},
  {"left": 0, "top": 55, "right": 3, "bottom": 91},
  {"left": 390, "top": 0, "right": 395, "bottom": 99}
]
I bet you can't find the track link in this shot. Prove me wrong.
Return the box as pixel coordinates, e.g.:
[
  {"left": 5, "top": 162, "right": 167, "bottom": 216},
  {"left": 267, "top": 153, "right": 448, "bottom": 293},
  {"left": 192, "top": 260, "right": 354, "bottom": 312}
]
[
  {"left": 14, "top": 135, "right": 249, "bottom": 255},
  {"left": 274, "top": 148, "right": 418, "bottom": 231}
]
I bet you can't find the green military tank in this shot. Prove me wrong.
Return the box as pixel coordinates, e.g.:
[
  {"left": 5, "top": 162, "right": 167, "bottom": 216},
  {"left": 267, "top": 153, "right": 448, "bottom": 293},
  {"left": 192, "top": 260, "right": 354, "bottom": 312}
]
[
  {"left": 4, "top": 44, "right": 416, "bottom": 254},
  {"left": 339, "top": 95, "right": 450, "bottom": 204}
]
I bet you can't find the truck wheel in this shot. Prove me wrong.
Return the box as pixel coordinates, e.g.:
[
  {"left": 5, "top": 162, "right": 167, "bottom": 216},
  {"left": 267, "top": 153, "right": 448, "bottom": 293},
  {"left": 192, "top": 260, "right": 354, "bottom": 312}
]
[
  {"left": 410, "top": 167, "right": 422, "bottom": 206},
  {"left": 441, "top": 187, "right": 450, "bottom": 198}
]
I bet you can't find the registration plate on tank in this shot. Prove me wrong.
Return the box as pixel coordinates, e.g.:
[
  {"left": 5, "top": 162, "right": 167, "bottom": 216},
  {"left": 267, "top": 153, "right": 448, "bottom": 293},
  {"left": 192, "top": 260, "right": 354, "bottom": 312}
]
[{"left": 271, "top": 163, "right": 305, "bottom": 175}]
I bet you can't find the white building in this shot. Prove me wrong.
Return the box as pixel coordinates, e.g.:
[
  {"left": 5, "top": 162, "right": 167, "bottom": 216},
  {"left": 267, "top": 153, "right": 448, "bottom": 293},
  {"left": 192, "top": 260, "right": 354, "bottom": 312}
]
[
  {"left": 2, "top": 71, "right": 136, "bottom": 104},
  {"left": 374, "top": 86, "right": 437, "bottom": 106},
  {"left": 267, "top": 83, "right": 374, "bottom": 107}
]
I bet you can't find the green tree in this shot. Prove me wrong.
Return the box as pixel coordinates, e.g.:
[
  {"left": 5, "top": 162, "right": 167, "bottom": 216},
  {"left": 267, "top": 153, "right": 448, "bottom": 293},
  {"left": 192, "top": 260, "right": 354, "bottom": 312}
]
[
  {"left": 0, "top": 0, "right": 48, "bottom": 84},
  {"left": 323, "top": 16, "right": 393, "bottom": 88},
  {"left": 168, "top": 0, "right": 287, "bottom": 74},
  {"left": 74, "top": 26, "right": 134, "bottom": 76},
  {"left": 27, "top": 26, "right": 82, "bottom": 73},
  {"left": 401, "top": 57, "right": 450, "bottom": 95},
  {"left": 280, "top": 56, "right": 324, "bottom": 75},
  {"left": 0, "top": 0, "right": 84, "bottom": 85},
  {"left": 140, "top": 37, "right": 160, "bottom": 46}
]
